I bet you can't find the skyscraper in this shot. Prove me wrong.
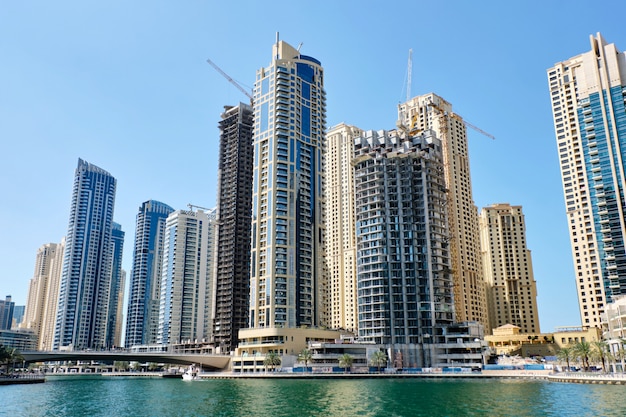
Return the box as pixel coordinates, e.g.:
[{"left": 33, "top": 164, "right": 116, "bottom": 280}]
[
  {"left": 479, "top": 203, "right": 540, "bottom": 333},
  {"left": 106, "top": 222, "right": 125, "bottom": 348},
  {"left": 248, "top": 39, "right": 327, "bottom": 329},
  {"left": 158, "top": 208, "right": 216, "bottom": 345},
  {"left": 125, "top": 200, "right": 174, "bottom": 347},
  {"left": 398, "top": 93, "right": 489, "bottom": 333},
  {"left": 353, "top": 129, "right": 454, "bottom": 367},
  {"left": 324, "top": 123, "right": 363, "bottom": 333},
  {"left": 548, "top": 33, "right": 626, "bottom": 327},
  {"left": 213, "top": 103, "right": 254, "bottom": 352},
  {"left": 22, "top": 242, "right": 64, "bottom": 350},
  {"left": 54, "top": 159, "right": 117, "bottom": 350},
  {"left": 0, "top": 296, "right": 14, "bottom": 330}
]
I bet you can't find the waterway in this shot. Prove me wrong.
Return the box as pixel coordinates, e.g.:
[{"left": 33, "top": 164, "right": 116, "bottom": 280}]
[{"left": 1, "top": 376, "right": 625, "bottom": 416}]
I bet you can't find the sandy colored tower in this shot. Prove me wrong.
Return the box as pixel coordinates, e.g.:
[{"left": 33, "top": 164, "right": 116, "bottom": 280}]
[
  {"left": 397, "top": 93, "right": 489, "bottom": 333},
  {"left": 479, "top": 203, "right": 540, "bottom": 333}
]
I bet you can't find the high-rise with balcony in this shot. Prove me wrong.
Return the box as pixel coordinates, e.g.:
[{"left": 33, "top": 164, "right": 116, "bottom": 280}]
[
  {"left": 248, "top": 39, "right": 327, "bottom": 329},
  {"left": 548, "top": 33, "right": 626, "bottom": 327},
  {"left": 158, "top": 208, "right": 217, "bottom": 345},
  {"left": 324, "top": 123, "right": 363, "bottom": 333},
  {"left": 22, "top": 242, "right": 64, "bottom": 350},
  {"left": 125, "top": 200, "right": 174, "bottom": 347},
  {"left": 105, "top": 222, "right": 125, "bottom": 348},
  {"left": 353, "top": 129, "right": 454, "bottom": 367},
  {"left": 479, "top": 203, "right": 540, "bottom": 333},
  {"left": 213, "top": 103, "right": 254, "bottom": 353},
  {"left": 54, "top": 159, "right": 117, "bottom": 350},
  {"left": 397, "top": 93, "right": 489, "bottom": 333}
]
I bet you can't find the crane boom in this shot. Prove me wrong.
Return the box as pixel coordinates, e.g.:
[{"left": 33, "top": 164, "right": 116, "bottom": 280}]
[
  {"left": 206, "top": 58, "right": 253, "bottom": 102},
  {"left": 463, "top": 119, "right": 495, "bottom": 140}
]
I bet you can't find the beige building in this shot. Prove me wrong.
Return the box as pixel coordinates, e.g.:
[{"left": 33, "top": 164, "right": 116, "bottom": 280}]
[
  {"left": 324, "top": 123, "right": 363, "bottom": 333},
  {"left": 486, "top": 324, "right": 601, "bottom": 356},
  {"left": 233, "top": 327, "right": 342, "bottom": 372},
  {"left": 479, "top": 203, "right": 540, "bottom": 334},
  {"left": 22, "top": 240, "right": 64, "bottom": 350},
  {"left": 397, "top": 93, "right": 489, "bottom": 332},
  {"left": 548, "top": 33, "right": 626, "bottom": 328}
]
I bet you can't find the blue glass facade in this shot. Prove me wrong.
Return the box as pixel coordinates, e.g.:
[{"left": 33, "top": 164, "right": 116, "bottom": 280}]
[
  {"left": 106, "top": 222, "right": 124, "bottom": 348},
  {"left": 249, "top": 41, "right": 326, "bottom": 328},
  {"left": 125, "top": 200, "right": 173, "bottom": 347},
  {"left": 53, "top": 159, "right": 117, "bottom": 350},
  {"left": 580, "top": 86, "right": 626, "bottom": 301}
]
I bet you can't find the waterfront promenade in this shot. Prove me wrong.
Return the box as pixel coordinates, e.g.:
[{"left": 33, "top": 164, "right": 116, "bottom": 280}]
[{"left": 0, "top": 373, "right": 45, "bottom": 385}]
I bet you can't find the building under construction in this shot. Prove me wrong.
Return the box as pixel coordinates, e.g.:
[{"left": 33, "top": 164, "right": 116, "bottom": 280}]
[
  {"left": 213, "top": 103, "right": 254, "bottom": 352},
  {"left": 353, "top": 128, "right": 454, "bottom": 367},
  {"left": 398, "top": 93, "right": 490, "bottom": 334}
]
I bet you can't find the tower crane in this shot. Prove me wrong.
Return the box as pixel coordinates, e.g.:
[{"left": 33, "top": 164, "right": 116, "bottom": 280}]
[
  {"left": 206, "top": 58, "right": 253, "bottom": 105},
  {"left": 427, "top": 101, "right": 495, "bottom": 140},
  {"left": 188, "top": 203, "right": 212, "bottom": 212}
]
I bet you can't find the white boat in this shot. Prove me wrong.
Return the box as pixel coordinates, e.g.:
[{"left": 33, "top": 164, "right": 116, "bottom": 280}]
[{"left": 182, "top": 364, "right": 200, "bottom": 381}]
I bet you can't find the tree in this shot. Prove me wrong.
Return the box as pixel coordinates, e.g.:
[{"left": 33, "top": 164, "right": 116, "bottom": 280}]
[
  {"left": 370, "top": 350, "right": 388, "bottom": 373},
  {"left": 556, "top": 347, "right": 573, "bottom": 372},
  {"left": 0, "top": 346, "right": 23, "bottom": 373},
  {"left": 338, "top": 354, "right": 353, "bottom": 373},
  {"left": 592, "top": 341, "right": 610, "bottom": 372},
  {"left": 114, "top": 361, "right": 129, "bottom": 371},
  {"left": 263, "top": 352, "right": 281, "bottom": 372},
  {"left": 298, "top": 349, "right": 313, "bottom": 372},
  {"left": 572, "top": 341, "right": 593, "bottom": 371},
  {"left": 148, "top": 362, "right": 159, "bottom": 371}
]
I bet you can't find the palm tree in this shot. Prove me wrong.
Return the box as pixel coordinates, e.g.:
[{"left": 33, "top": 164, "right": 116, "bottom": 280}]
[
  {"left": 298, "top": 349, "right": 313, "bottom": 372},
  {"left": 572, "top": 341, "right": 593, "bottom": 371},
  {"left": 370, "top": 350, "right": 388, "bottom": 373},
  {"left": 592, "top": 341, "right": 610, "bottom": 372},
  {"left": 263, "top": 352, "right": 281, "bottom": 372},
  {"left": 0, "top": 346, "right": 24, "bottom": 374},
  {"left": 556, "top": 347, "right": 573, "bottom": 372},
  {"left": 338, "top": 353, "right": 353, "bottom": 373}
]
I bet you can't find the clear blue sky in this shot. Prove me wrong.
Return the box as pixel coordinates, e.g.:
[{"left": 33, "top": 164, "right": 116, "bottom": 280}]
[{"left": 1, "top": 1, "right": 624, "bottom": 333}]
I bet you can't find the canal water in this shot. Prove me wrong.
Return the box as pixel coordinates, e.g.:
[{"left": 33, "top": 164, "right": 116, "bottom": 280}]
[{"left": 1, "top": 376, "right": 624, "bottom": 416}]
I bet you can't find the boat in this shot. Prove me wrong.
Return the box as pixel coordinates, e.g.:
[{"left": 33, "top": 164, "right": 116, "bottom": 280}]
[{"left": 182, "top": 364, "right": 200, "bottom": 381}]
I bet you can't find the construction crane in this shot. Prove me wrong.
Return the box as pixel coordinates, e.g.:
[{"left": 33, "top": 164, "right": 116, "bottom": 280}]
[
  {"left": 206, "top": 58, "right": 253, "bottom": 105},
  {"left": 406, "top": 49, "right": 413, "bottom": 102},
  {"left": 188, "top": 203, "right": 212, "bottom": 212},
  {"left": 427, "top": 101, "right": 495, "bottom": 140}
]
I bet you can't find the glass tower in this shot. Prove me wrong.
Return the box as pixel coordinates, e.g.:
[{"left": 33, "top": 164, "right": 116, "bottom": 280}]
[
  {"left": 125, "top": 200, "right": 174, "bottom": 347},
  {"left": 548, "top": 33, "right": 626, "bottom": 327},
  {"left": 248, "top": 39, "right": 327, "bottom": 329},
  {"left": 105, "top": 222, "right": 124, "bottom": 348},
  {"left": 54, "top": 159, "right": 117, "bottom": 350}
]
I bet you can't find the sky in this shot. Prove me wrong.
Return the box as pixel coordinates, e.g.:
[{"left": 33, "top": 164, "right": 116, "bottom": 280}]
[{"left": 1, "top": 0, "right": 625, "bottom": 333}]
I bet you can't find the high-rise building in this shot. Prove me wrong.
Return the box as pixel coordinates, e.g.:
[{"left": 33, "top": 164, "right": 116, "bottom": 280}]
[
  {"left": 125, "top": 200, "right": 174, "bottom": 347},
  {"left": 479, "top": 203, "right": 540, "bottom": 333},
  {"left": 54, "top": 159, "right": 117, "bottom": 350},
  {"left": 324, "top": 123, "right": 363, "bottom": 333},
  {"left": 248, "top": 39, "right": 327, "bottom": 329},
  {"left": 548, "top": 33, "right": 626, "bottom": 327},
  {"left": 353, "top": 129, "right": 454, "bottom": 367},
  {"left": 398, "top": 93, "right": 489, "bottom": 333},
  {"left": 0, "top": 296, "right": 14, "bottom": 330},
  {"left": 158, "top": 208, "right": 216, "bottom": 345},
  {"left": 213, "top": 103, "right": 254, "bottom": 352},
  {"left": 106, "top": 222, "right": 125, "bottom": 348},
  {"left": 22, "top": 242, "right": 64, "bottom": 350}
]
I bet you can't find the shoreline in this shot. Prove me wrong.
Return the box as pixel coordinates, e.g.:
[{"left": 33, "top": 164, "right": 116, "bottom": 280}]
[{"left": 34, "top": 370, "right": 626, "bottom": 385}]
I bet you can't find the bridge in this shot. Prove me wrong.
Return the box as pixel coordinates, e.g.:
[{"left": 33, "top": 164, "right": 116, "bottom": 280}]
[{"left": 21, "top": 351, "right": 231, "bottom": 371}]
